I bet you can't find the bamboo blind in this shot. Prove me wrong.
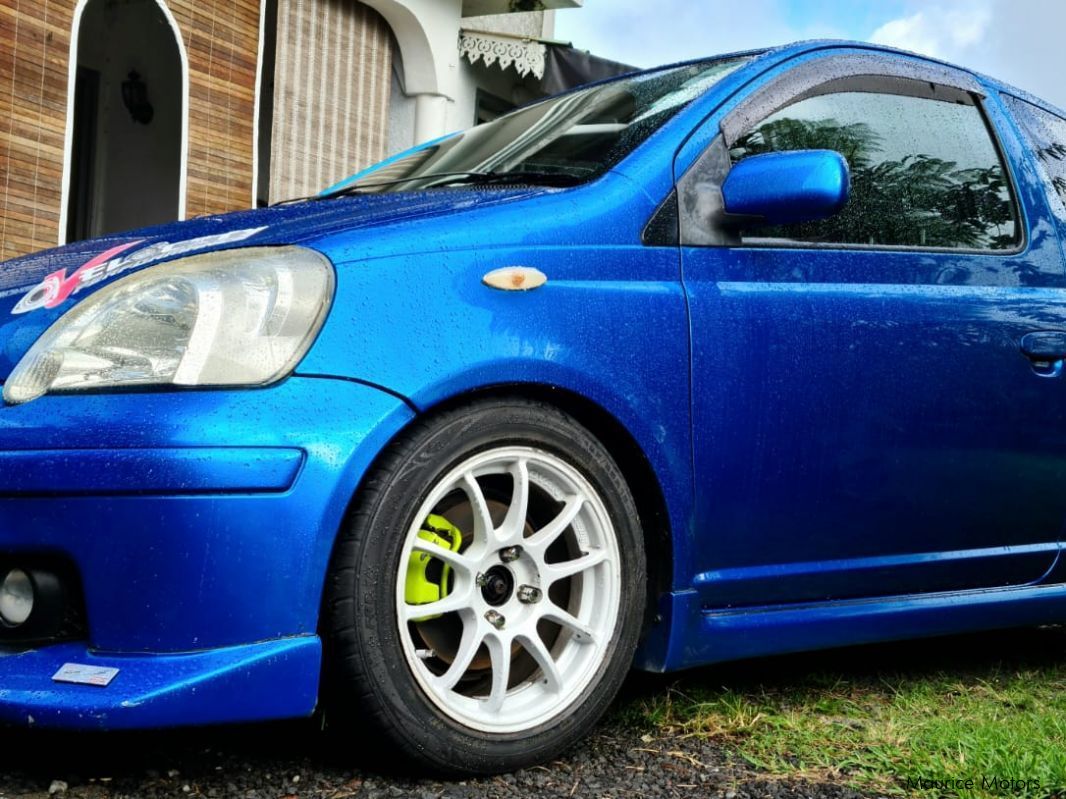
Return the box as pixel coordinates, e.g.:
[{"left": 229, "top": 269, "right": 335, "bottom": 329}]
[
  {"left": 169, "top": 0, "right": 262, "bottom": 221},
  {"left": 0, "top": 0, "right": 73, "bottom": 261},
  {"left": 270, "top": 0, "right": 393, "bottom": 203}
]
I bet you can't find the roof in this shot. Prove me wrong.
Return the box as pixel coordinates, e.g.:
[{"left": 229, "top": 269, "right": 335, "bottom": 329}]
[{"left": 614, "top": 39, "right": 1066, "bottom": 120}]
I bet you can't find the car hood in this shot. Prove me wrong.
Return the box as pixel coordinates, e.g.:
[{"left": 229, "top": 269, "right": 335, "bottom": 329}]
[{"left": 0, "top": 187, "right": 550, "bottom": 380}]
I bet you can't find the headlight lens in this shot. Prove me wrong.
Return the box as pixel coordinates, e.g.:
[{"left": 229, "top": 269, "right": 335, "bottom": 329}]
[{"left": 3, "top": 246, "right": 334, "bottom": 405}]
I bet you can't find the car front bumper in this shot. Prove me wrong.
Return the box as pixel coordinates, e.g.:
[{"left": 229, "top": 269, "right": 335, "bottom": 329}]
[{"left": 0, "top": 376, "right": 414, "bottom": 728}]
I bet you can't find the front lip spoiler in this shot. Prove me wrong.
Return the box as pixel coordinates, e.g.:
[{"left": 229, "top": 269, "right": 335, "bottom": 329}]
[
  {"left": 0, "top": 447, "right": 305, "bottom": 496},
  {"left": 0, "top": 637, "right": 320, "bottom": 729}
]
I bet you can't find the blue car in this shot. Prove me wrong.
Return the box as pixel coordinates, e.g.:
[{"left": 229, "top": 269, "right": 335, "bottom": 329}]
[{"left": 3, "top": 39, "right": 1066, "bottom": 773}]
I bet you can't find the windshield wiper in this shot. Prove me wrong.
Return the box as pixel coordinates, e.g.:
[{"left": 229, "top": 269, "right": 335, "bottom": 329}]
[
  {"left": 274, "top": 170, "right": 585, "bottom": 206},
  {"left": 271, "top": 172, "right": 483, "bottom": 206},
  {"left": 427, "top": 171, "right": 585, "bottom": 188}
]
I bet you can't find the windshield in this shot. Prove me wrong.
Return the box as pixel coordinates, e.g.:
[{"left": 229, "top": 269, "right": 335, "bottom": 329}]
[{"left": 327, "top": 57, "right": 749, "bottom": 194}]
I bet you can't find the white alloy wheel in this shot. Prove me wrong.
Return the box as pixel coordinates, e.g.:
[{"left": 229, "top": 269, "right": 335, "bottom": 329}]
[{"left": 395, "top": 446, "right": 622, "bottom": 733}]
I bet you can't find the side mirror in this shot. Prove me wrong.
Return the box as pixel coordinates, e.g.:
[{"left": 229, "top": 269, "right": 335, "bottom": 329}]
[{"left": 721, "top": 149, "right": 850, "bottom": 227}]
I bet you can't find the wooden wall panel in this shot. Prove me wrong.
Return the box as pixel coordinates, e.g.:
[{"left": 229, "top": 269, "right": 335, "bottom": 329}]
[
  {"left": 168, "top": 0, "right": 261, "bottom": 220},
  {"left": 0, "top": 0, "right": 74, "bottom": 261},
  {"left": 0, "top": 0, "right": 261, "bottom": 260}
]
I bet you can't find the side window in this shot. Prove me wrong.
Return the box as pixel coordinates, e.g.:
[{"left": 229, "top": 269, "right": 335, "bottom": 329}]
[
  {"left": 1004, "top": 95, "right": 1066, "bottom": 220},
  {"left": 729, "top": 89, "right": 1020, "bottom": 250}
]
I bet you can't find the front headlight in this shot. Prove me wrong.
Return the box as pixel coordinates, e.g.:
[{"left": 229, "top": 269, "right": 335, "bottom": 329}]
[{"left": 3, "top": 246, "right": 334, "bottom": 405}]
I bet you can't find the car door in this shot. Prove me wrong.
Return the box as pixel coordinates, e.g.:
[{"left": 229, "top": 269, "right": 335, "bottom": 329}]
[{"left": 679, "top": 52, "right": 1066, "bottom": 607}]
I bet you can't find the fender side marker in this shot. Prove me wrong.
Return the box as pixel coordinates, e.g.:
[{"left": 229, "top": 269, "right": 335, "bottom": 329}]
[{"left": 482, "top": 267, "right": 548, "bottom": 291}]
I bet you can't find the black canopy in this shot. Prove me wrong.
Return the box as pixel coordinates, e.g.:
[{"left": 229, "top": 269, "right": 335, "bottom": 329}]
[{"left": 538, "top": 45, "right": 636, "bottom": 95}]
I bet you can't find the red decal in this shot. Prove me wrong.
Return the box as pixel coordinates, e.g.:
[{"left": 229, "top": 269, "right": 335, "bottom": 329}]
[{"left": 43, "top": 241, "right": 144, "bottom": 309}]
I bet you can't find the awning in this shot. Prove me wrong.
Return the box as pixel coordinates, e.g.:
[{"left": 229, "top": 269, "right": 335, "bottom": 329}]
[
  {"left": 460, "top": 29, "right": 636, "bottom": 93},
  {"left": 539, "top": 44, "right": 634, "bottom": 94},
  {"left": 460, "top": 30, "right": 548, "bottom": 80}
]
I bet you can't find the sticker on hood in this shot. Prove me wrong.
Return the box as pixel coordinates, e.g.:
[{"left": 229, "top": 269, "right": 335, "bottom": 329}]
[{"left": 12, "top": 227, "right": 267, "bottom": 315}]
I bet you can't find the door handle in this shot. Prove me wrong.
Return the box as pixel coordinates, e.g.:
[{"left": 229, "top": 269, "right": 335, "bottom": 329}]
[{"left": 1021, "top": 331, "right": 1066, "bottom": 377}]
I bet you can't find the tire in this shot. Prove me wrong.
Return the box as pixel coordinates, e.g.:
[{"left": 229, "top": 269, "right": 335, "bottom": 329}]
[{"left": 322, "top": 397, "right": 646, "bottom": 775}]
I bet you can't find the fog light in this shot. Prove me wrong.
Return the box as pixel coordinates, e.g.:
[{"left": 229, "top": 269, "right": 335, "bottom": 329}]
[{"left": 0, "top": 569, "right": 34, "bottom": 627}]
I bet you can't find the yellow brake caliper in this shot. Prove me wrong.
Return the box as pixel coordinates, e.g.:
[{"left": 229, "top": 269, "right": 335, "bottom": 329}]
[{"left": 405, "top": 514, "right": 464, "bottom": 623}]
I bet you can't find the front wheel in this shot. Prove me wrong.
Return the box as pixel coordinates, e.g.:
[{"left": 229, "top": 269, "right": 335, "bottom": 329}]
[{"left": 323, "top": 399, "right": 646, "bottom": 774}]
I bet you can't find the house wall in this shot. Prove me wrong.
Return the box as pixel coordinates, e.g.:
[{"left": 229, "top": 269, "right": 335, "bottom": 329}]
[
  {"left": 167, "top": 0, "right": 261, "bottom": 220},
  {"left": 0, "top": 1, "right": 568, "bottom": 260},
  {"left": 462, "top": 10, "right": 552, "bottom": 40},
  {"left": 0, "top": 1, "right": 72, "bottom": 261},
  {"left": 452, "top": 11, "right": 556, "bottom": 131},
  {"left": 0, "top": 0, "right": 260, "bottom": 259}
]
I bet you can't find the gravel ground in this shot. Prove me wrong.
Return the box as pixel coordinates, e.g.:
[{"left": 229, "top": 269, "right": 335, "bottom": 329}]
[
  {"left": 0, "top": 720, "right": 869, "bottom": 799},
  {"left": 5, "top": 629, "right": 1061, "bottom": 798},
  {"left": 0, "top": 675, "right": 872, "bottom": 799}
]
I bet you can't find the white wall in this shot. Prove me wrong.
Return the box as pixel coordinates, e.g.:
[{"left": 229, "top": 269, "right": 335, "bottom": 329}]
[
  {"left": 383, "top": 6, "right": 556, "bottom": 157},
  {"left": 369, "top": 0, "right": 560, "bottom": 150}
]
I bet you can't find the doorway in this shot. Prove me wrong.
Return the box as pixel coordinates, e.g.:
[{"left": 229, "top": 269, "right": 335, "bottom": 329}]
[{"left": 64, "top": 0, "right": 187, "bottom": 242}]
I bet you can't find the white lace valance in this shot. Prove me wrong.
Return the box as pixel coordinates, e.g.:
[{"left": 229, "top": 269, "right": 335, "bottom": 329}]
[{"left": 459, "top": 30, "right": 547, "bottom": 80}]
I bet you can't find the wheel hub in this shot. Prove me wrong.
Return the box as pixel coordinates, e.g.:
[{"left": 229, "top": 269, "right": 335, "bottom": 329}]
[{"left": 480, "top": 565, "right": 514, "bottom": 606}]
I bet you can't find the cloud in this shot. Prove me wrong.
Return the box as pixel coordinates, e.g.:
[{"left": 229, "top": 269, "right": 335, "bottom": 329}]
[
  {"left": 553, "top": 0, "right": 851, "bottom": 69},
  {"left": 554, "top": 0, "right": 1066, "bottom": 108},
  {"left": 869, "top": 5, "right": 992, "bottom": 60},
  {"left": 868, "top": 0, "right": 1066, "bottom": 107}
]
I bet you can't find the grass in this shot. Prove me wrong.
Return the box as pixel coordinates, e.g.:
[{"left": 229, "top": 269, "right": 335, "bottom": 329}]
[{"left": 618, "top": 627, "right": 1066, "bottom": 797}]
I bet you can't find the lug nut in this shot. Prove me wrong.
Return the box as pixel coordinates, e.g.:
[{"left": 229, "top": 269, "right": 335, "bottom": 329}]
[
  {"left": 484, "top": 610, "right": 506, "bottom": 629},
  {"left": 499, "top": 546, "right": 523, "bottom": 563},
  {"left": 517, "top": 585, "right": 542, "bottom": 604}
]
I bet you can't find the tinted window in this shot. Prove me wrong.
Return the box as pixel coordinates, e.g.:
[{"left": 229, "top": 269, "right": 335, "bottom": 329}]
[
  {"left": 730, "top": 90, "right": 1019, "bottom": 250},
  {"left": 1004, "top": 95, "right": 1066, "bottom": 219}
]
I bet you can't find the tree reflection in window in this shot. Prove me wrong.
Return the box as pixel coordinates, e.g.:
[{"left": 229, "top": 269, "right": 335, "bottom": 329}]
[
  {"left": 730, "top": 91, "right": 1019, "bottom": 250},
  {"left": 1005, "top": 95, "right": 1066, "bottom": 218}
]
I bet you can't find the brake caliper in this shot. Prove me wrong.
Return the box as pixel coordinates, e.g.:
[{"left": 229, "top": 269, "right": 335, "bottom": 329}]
[{"left": 405, "top": 514, "right": 463, "bottom": 622}]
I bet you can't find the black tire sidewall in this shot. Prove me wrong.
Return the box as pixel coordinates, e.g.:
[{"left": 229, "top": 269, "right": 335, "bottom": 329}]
[{"left": 324, "top": 400, "right": 646, "bottom": 774}]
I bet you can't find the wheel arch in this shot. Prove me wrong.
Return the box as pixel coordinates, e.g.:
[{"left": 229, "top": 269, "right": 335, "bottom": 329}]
[
  {"left": 319, "top": 381, "right": 676, "bottom": 645},
  {"left": 413, "top": 383, "right": 674, "bottom": 632}
]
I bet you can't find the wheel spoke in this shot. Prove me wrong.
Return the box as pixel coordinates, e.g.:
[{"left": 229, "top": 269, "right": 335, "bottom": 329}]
[
  {"left": 517, "top": 632, "right": 562, "bottom": 693},
  {"left": 461, "top": 472, "right": 495, "bottom": 546},
  {"left": 497, "top": 458, "right": 530, "bottom": 545},
  {"left": 402, "top": 588, "right": 473, "bottom": 623},
  {"left": 540, "top": 606, "right": 596, "bottom": 644},
  {"left": 484, "top": 631, "right": 512, "bottom": 713},
  {"left": 410, "top": 537, "right": 475, "bottom": 574},
  {"left": 436, "top": 618, "right": 484, "bottom": 691},
  {"left": 544, "top": 550, "right": 608, "bottom": 583},
  {"left": 525, "top": 494, "right": 583, "bottom": 553}
]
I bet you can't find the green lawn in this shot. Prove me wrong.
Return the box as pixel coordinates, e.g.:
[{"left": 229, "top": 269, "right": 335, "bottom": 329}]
[{"left": 619, "top": 627, "right": 1066, "bottom": 797}]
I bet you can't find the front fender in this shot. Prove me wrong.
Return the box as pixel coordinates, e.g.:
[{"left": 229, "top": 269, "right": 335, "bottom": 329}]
[{"left": 297, "top": 237, "right": 697, "bottom": 597}]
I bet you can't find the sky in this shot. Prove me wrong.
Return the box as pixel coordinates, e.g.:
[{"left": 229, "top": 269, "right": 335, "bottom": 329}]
[{"left": 553, "top": 0, "right": 1066, "bottom": 109}]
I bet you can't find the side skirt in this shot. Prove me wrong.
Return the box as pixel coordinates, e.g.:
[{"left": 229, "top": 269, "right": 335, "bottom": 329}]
[{"left": 634, "top": 581, "right": 1066, "bottom": 673}]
